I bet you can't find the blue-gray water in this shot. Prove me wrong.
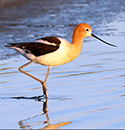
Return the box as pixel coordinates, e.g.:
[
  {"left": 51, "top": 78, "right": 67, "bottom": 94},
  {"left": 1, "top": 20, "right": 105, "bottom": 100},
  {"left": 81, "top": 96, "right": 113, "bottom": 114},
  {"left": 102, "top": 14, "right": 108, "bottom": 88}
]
[{"left": 0, "top": 0, "right": 125, "bottom": 129}]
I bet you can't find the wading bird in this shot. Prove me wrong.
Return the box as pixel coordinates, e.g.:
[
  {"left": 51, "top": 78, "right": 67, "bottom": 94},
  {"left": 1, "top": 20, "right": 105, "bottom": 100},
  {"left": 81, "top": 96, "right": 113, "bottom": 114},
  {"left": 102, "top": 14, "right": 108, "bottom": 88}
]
[{"left": 5, "top": 23, "right": 117, "bottom": 98}]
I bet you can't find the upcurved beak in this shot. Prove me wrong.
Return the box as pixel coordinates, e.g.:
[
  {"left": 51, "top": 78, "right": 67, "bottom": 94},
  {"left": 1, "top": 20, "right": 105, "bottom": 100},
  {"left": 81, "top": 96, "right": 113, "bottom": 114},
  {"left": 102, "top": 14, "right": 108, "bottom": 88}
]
[{"left": 92, "top": 34, "right": 117, "bottom": 47}]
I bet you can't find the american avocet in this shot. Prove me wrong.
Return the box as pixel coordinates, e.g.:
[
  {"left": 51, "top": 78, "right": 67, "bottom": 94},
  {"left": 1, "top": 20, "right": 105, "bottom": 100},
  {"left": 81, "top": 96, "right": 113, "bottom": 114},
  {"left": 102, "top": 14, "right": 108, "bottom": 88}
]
[{"left": 5, "top": 23, "right": 117, "bottom": 98}]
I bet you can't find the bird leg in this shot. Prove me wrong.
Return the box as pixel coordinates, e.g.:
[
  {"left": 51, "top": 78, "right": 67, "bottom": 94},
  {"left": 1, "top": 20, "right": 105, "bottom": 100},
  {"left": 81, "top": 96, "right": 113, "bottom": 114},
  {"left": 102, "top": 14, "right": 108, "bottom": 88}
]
[
  {"left": 18, "top": 61, "right": 44, "bottom": 84},
  {"left": 18, "top": 61, "right": 51, "bottom": 98},
  {"left": 42, "top": 66, "right": 52, "bottom": 98}
]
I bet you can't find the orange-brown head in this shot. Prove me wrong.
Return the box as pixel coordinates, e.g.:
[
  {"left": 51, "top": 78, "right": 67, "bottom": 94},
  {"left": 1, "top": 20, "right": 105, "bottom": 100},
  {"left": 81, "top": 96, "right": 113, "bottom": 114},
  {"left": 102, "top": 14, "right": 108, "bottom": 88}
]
[
  {"left": 73, "top": 23, "right": 92, "bottom": 38},
  {"left": 73, "top": 23, "right": 117, "bottom": 47}
]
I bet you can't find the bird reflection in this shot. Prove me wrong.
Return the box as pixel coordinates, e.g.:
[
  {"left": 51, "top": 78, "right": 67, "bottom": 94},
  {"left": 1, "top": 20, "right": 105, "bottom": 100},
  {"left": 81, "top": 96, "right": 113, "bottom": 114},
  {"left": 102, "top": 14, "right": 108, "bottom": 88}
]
[{"left": 18, "top": 98, "right": 71, "bottom": 129}]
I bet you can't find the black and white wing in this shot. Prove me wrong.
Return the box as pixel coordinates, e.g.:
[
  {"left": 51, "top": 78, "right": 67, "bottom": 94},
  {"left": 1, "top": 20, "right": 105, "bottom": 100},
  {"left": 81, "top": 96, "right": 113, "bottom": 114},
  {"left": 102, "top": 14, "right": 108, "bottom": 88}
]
[{"left": 6, "top": 37, "right": 61, "bottom": 56}]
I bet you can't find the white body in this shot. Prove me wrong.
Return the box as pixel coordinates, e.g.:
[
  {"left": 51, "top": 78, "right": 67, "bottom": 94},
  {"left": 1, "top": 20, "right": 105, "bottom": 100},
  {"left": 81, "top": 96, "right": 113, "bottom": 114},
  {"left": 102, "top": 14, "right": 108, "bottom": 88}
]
[{"left": 12, "top": 37, "right": 82, "bottom": 66}]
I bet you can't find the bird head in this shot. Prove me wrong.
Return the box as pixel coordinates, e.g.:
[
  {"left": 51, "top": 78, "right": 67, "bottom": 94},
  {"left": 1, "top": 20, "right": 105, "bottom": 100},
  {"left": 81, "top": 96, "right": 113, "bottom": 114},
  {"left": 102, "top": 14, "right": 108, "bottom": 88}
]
[{"left": 75, "top": 23, "right": 117, "bottom": 47}]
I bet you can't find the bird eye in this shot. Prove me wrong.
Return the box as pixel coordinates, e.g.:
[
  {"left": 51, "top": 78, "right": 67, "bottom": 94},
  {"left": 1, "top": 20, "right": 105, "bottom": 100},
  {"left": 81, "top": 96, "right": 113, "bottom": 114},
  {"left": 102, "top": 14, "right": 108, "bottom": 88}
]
[{"left": 86, "top": 28, "right": 89, "bottom": 31}]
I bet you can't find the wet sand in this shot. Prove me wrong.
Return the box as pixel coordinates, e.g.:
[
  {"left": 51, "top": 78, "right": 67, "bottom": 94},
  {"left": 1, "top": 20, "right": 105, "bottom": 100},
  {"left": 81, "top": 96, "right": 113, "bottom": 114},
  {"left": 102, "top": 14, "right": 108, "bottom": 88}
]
[{"left": 0, "top": 0, "right": 125, "bottom": 129}]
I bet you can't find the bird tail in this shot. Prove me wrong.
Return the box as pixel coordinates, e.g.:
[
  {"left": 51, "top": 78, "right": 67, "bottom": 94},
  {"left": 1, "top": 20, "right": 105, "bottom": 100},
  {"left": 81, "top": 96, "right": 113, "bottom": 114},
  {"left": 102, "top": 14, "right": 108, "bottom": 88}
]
[{"left": 4, "top": 43, "right": 18, "bottom": 48}]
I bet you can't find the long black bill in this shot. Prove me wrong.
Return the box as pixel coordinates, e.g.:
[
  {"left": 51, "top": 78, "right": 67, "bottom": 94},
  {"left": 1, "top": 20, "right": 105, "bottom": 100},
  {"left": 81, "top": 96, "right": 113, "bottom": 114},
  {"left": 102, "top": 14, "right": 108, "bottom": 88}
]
[{"left": 92, "top": 34, "right": 117, "bottom": 47}]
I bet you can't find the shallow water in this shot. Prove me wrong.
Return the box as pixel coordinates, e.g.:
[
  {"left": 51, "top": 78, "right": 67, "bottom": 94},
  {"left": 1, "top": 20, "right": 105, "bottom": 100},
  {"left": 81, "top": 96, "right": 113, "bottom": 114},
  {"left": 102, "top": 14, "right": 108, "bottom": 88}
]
[{"left": 0, "top": 0, "right": 125, "bottom": 129}]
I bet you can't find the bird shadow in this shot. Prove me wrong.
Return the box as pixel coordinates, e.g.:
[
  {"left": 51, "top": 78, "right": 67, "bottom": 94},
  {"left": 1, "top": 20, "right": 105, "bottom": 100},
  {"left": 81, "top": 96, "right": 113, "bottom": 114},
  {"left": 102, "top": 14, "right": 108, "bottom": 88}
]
[
  {"left": 1, "top": 95, "right": 45, "bottom": 102},
  {"left": 1, "top": 94, "right": 72, "bottom": 102},
  {"left": 1, "top": 95, "right": 72, "bottom": 129},
  {"left": 17, "top": 97, "right": 72, "bottom": 129}
]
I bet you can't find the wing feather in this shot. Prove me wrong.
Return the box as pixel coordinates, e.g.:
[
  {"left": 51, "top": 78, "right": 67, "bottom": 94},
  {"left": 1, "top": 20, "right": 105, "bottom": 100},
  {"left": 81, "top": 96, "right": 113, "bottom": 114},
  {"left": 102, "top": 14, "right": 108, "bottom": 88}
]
[{"left": 6, "top": 37, "right": 61, "bottom": 56}]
